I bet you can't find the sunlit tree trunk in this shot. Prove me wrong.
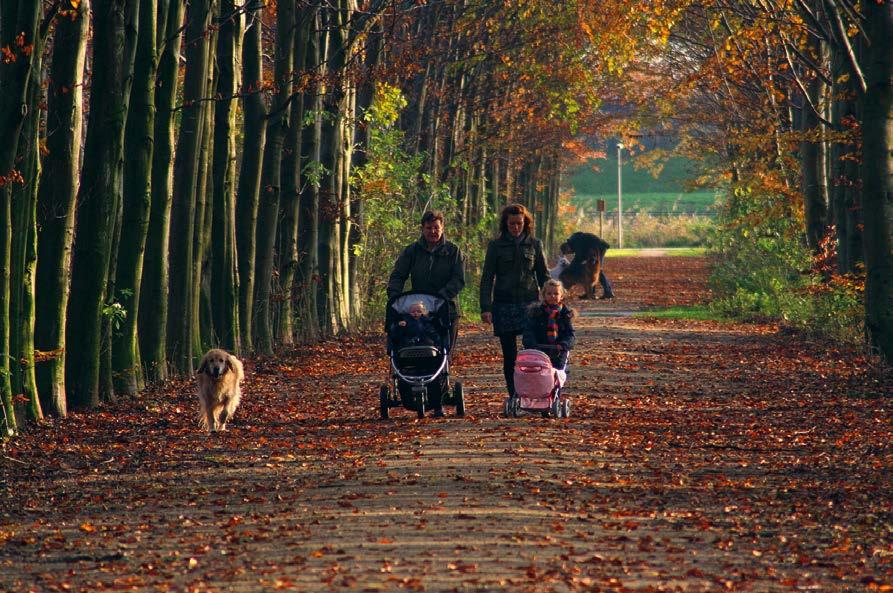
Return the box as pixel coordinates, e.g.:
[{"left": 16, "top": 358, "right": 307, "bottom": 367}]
[
  {"left": 114, "top": 0, "right": 158, "bottom": 395},
  {"left": 140, "top": 0, "right": 181, "bottom": 382},
  {"left": 11, "top": 72, "right": 42, "bottom": 422},
  {"left": 254, "top": 0, "right": 296, "bottom": 355},
  {"left": 35, "top": 0, "right": 89, "bottom": 417},
  {"left": 210, "top": 0, "right": 244, "bottom": 352},
  {"left": 235, "top": 8, "right": 265, "bottom": 354},
  {"left": 861, "top": 0, "right": 893, "bottom": 363},
  {"left": 67, "top": 0, "right": 138, "bottom": 408},
  {"left": 168, "top": 0, "right": 214, "bottom": 374},
  {"left": 297, "top": 6, "right": 321, "bottom": 341},
  {"left": 277, "top": 13, "right": 310, "bottom": 345}
]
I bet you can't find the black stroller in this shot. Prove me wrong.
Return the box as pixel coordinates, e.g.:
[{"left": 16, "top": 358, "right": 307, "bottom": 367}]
[{"left": 379, "top": 291, "right": 465, "bottom": 419}]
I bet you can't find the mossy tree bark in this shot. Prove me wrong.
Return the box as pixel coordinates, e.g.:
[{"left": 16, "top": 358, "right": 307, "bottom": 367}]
[
  {"left": 253, "top": 0, "right": 296, "bottom": 355},
  {"left": 114, "top": 0, "right": 159, "bottom": 395},
  {"left": 210, "top": 0, "right": 244, "bottom": 353},
  {"left": 35, "top": 0, "right": 89, "bottom": 418},
  {"left": 66, "top": 0, "right": 139, "bottom": 408},
  {"left": 235, "top": 8, "right": 265, "bottom": 354},
  {"left": 140, "top": 0, "right": 182, "bottom": 383},
  {"left": 167, "top": 0, "right": 215, "bottom": 374}
]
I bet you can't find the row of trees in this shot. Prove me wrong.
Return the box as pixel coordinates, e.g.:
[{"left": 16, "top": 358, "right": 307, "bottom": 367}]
[
  {"left": 623, "top": 0, "right": 890, "bottom": 358},
  {"left": 1, "top": 0, "right": 889, "bottom": 434},
  {"left": 0, "top": 0, "right": 664, "bottom": 433}
]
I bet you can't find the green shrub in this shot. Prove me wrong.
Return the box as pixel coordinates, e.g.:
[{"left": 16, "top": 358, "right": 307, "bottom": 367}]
[{"left": 708, "top": 187, "right": 863, "bottom": 344}]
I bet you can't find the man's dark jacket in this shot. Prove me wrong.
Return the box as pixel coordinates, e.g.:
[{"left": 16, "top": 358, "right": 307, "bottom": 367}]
[
  {"left": 479, "top": 234, "right": 549, "bottom": 312},
  {"left": 387, "top": 236, "right": 465, "bottom": 318}
]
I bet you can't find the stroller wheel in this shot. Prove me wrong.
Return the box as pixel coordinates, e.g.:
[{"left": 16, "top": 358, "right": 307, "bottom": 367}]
[
  {"left": 454, "top": 381, "right": 465, "bottom": 417},
  {"left": 502, "top": 397, "right": 511, "bottom": 418},
  {"left": 562, "top": 398, "right": 571, "bottom": 418},
  {"left": 415, "top": 393, "right": 426, "bottom": 419},
  {"left": 550, "top": 396, "right": 561, "bottom": 418},
  {"left": 511, "top": 398, "right": 521, "bottom": 418},
  {"left": 379, "top": 385, "right": 390, "bottom": 419}
]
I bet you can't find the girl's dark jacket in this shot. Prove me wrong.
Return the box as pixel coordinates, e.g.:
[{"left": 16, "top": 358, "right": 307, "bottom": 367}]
[
  {"left": 479, "top": 233, "right": 549, "bottom": 312},
  {"left": 387, "top": 236, "right": 466, "bottom": 319},
  {"left": 522, "top": 304, "right": 576, "bottom": 367}
]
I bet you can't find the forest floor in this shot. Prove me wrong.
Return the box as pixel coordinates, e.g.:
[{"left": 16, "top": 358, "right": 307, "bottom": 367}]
[{"left": 1, "top": 256, "right": 891, "bottom": 593}]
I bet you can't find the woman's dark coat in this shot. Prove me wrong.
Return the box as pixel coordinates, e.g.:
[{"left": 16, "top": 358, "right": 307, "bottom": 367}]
[{"left": 479, "top": 233, "right": 549, "bottom": 312}]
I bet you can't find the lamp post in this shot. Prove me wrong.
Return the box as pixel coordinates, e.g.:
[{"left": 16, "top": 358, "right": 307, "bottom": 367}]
[{"left": 617, "top": 142, "right": 624, "bottom": 249}]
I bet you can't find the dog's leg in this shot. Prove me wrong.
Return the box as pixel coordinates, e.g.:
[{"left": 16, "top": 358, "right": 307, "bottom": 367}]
[
  {"left": 217, "top": 397, "right": 231, "bottom": 431},
  {"left": 205, "top": 405, "right": 217, "bottom": 433}
]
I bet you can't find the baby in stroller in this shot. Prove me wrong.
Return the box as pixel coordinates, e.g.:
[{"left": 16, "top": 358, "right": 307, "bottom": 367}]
[
  {"left": 389, "top": 300, "right": 441, "bottom": 349},
  {"left": 505, "top": 279, "right": 575, "bottom": 418}
]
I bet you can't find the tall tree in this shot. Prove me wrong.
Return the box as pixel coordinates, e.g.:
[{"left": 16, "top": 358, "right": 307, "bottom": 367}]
[
  {"left": 114, "top": 0, "right": 160, "bottom": 394},
  {"left": 253, "top": 0, "right": 296, "bottom": 355},
  {"left": 861, "top": 0, "right": 893, "bottom": 363},
  {"left": 235, "top": 6, "right": 265, "bottom": 354},
  {"left": 66, "top": 0, "right": 139, "bottom": 408},
  {"left": 35, "top": 0, "right": 90, "bottom": 417},
  {"left": 210, "top": 0, "right": 244, "bottom": 352},
  {"left": 140, "top": 0, "right": 182, "bottom": 382},
  {"left": 167, "top": 0, "right": 215, "bottom": 373}
]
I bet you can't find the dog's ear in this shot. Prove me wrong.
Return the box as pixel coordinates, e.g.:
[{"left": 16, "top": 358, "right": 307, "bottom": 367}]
[
  {"left": 197, "top": 357, "right": 209, "bottom": 375},
  {"left": 225, "top": 355, "right": 234, "bottom": 373}
]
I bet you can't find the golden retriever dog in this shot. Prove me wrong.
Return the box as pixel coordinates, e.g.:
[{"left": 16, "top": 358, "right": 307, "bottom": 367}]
[{"left": 196, "top": 348, "right": 244, "bottom": 432}]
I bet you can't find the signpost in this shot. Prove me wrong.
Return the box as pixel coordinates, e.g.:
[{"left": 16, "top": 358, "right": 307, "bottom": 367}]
[{"left": 597, "top": 199, "right": 605, "bottom": 237}]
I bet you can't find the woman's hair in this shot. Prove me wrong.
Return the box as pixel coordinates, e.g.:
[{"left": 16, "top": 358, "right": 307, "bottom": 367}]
[
  {"left": 421, "top": 210, "right": 445, "bottom": 226},
  {"left": 539, "top": 279, "right": 565, "bottom": 303},
  {"left": 498, "top": 203, "right": 533, "bottom": 237}
]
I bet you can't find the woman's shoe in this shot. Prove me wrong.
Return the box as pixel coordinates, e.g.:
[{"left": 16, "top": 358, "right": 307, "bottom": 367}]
[{"left": 431, "top": 408, "right": 445, "bottom": 418}]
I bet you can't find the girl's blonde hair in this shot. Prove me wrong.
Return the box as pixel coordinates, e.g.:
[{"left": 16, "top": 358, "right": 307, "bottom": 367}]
[{"left": 539, "top": 279, "right": 565, "bottom": 303}]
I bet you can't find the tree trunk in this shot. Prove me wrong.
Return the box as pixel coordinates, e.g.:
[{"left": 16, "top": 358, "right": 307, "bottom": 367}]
[
  {"left": 66, "top": 0, "right": 138, "bottom": 408},
  {"left": 296, "top": 7, "right": 321, "bottom": 342},
  {"left": 114, "top": 0, "right": 158, "bottom": 395},
  {"left": 167, "top": 0, "right": 214, "bottom": 374},
  {"left": 0, "top": 0, "right": 41, "bottom": 434},
  {"left": 277, "top": 12, "right": 310, "bottom": 345},
  {"left": 800, "top": 21, "right": 829, "bottom": 253},
  {"left": 861, "top": 0, "right": 893, "bottom": 363},
  {"left": 235, "top": 8, "right": 265, "bottom": 354},
  {"left": 210, "top": 0, "right": 244, "bottom": 352},
  {"left": 140, "top": 0, "right": 182, "bottom": 383},
  {"left": 11, "top": 72, "right": 42, "bottom": 422},
  {"left": 35, "top": 0, "right": 89, "bottom": 417},
  {"left": 253, "top": 0, "right": 296, "bottom": 355}
]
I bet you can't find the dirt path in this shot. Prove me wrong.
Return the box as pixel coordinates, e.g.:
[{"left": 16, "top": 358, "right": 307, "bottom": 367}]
[{"left": 2, "top": 257, "right": 891, "bottom": 593}]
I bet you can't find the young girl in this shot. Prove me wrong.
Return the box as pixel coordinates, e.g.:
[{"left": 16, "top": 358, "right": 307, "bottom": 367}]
[{"left": 522, "top": 279, "right": 575, "bottom": 378}]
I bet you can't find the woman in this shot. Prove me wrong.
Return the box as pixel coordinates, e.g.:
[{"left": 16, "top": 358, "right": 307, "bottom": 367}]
[
  {"left": 387, "top": 210, "right": 466, "bottom": 416},
  {"left": 480, "top": 203, "right": 549, "bottom": 398}
]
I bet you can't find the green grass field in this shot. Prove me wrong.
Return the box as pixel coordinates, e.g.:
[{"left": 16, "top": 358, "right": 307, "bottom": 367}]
[
  {"left": 633, "top": 305, "right": 728, "bottom": 321},
  {"left": 610, "top": 247, "right": 707, "bottom": 257},
  {"left": 570, "top": 156, "right": 719, "bottom": 214}
]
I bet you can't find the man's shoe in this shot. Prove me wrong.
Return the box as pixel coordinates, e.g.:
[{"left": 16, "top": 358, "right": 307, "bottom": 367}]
[
  {"left": 598, "top": 293, "right": 615, "bottom": 300},
  {"left": 431, "top": 408, "right": 445, "bottom": 418}
]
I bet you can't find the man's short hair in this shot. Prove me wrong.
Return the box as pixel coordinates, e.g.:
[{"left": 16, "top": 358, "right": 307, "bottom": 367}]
[{"left": 421, "top": 210, "right": 445, "bottom": 226}]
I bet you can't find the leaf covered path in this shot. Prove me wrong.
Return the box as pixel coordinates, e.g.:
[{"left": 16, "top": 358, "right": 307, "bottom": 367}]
[{"left": 2, "top": 256, "right": 891, "bottom": 592}]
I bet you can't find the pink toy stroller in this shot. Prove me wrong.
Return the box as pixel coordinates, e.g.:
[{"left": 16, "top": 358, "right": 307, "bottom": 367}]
[{"left": 503, "top": 347, "right": 570, "bottom": 418}]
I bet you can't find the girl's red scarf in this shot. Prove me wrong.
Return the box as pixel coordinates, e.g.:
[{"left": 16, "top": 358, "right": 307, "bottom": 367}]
[{"left": 544, "top": 304, "right": 560, "bottom": 343}]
